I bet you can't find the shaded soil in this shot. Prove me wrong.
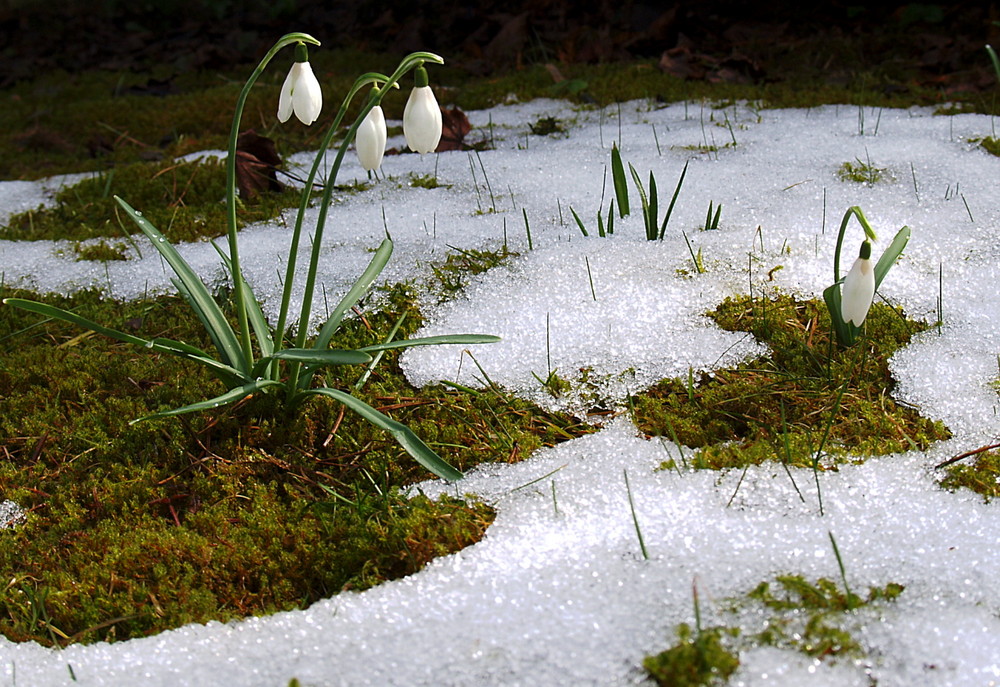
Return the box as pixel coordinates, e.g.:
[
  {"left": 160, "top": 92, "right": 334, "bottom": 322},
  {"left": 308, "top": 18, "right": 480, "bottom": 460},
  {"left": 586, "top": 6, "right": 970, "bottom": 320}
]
[{"left": 2, "top": 1, "right": 996, "bottom": 94}]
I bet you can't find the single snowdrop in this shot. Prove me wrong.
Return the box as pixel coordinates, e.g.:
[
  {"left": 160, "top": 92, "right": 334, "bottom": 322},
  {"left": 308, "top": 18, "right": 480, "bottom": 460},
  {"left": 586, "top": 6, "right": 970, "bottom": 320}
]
[
  {"left": 403, "top": 63, "right": 442, "bottom": 154},
  {"left": 840, "top": 240, "right": 875, "bottom": 327},
  {"left": 277, "top": 43, "right": 323, "bottom": 125},
  {"left": 356, "top": 88, "right": 387, "bottom": 174}
]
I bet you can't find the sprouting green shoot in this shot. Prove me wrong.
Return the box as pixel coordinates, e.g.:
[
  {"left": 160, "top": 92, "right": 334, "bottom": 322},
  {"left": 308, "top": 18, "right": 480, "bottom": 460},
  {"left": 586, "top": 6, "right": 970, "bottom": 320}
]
[
  {"left": 828, "top": 531, "right": 858, "bottom": 609},
  {"left": 611, "top": 143, "right": 630, "bottom": 217},
  {"left": 522, "top": 207, "right": 533, "bottom": 250},
  {"left": 624, "top": 469, "right": 649, "bottom": 560},
  {"left": 658, "top": 160, "right": 689, "bottom": 240}
]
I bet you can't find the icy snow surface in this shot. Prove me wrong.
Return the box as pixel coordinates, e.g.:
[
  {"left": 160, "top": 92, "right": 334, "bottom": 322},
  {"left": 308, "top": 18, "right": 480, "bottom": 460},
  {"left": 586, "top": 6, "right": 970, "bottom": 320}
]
[{"left": 3, "top": 99, "right": 1000, "bottom": 685}]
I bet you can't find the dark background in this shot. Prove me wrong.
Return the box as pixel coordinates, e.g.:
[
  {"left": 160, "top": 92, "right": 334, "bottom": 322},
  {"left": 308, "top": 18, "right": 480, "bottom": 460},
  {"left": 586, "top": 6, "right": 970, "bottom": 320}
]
[{"left": 1, "top": 1, "right": 996, "bottom": 92}]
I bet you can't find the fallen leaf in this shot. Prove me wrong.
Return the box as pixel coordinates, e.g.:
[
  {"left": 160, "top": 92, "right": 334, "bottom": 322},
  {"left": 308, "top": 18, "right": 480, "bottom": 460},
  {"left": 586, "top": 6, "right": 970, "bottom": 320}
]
[
  {"left": 235, "top": 130, "right": 282, "bottom": 200},
  {"left": 437, "top": 107, "right": 471, "bottom": 152}
]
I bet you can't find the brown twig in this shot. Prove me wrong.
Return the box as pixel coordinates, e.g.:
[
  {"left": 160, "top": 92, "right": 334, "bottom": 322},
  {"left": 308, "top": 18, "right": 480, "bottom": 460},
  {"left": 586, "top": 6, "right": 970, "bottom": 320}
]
[{"left": 934, "top": 442, "right": 1000, "bottom": 469}]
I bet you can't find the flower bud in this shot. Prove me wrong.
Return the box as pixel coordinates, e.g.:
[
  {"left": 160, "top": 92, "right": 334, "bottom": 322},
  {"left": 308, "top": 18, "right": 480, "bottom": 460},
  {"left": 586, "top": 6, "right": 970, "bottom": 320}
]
[
  {"left": 278, "top": 44, "right": 323, "bottom": 126},
  {"left": 403, "top": 65, "right": 442, "bottom": 154},
  {"left": 356, "top": 91, "right": 387, "bottom": 172},
  {"left": 841, "top": 240, "right": 875, "bottom": 326}
]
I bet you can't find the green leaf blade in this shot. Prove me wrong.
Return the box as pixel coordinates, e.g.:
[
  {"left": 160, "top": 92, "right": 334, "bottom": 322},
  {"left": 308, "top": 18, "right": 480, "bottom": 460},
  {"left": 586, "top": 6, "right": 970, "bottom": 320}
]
[{"left": 114, "top": 195, "right": 246, "bottom": 373}]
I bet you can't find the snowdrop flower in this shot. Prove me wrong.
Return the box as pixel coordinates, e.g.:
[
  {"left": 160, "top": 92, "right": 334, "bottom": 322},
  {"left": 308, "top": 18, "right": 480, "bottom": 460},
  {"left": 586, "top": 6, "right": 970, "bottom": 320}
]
[
  {"left": 403, "top": 64, "right": 442, "bottom": 154},
  {"left": 841, "top": 240, "right": 875, "bottom": 326},
  {"left": 278, "top": 44, "right": 322, "bottom": 125},
  {"left": 356, "top": 90, "right": 387, "bottom": 173}
]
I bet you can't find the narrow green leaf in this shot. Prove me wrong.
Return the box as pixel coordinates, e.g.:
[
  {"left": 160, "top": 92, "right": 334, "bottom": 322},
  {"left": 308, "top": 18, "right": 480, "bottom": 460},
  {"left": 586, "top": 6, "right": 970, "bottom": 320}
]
[
  {"left": 132, "top": 378, "right": 283, "bottom": 423},
  {"left": 988, "top": 44, "right": 1000, "bottom": 82},
  {"left": 611, "top": 144, "right": 630, "bottom": 217},
  {"left": 270, "top": 348, "right": 373, "bottom": 365},
  {"left": 569, "top": 206, "right": 589, "bottom": 237},
  {"left": 822, "top": 282, "right": 858, "bottom": 347},
  {"left": 215, "top": 243, "right": 274, "bottom": 359},
  {"left": 659, "top": 160, "right": 688, "bottom": 240},
  {"left": 298, "top": 387, "right": 464, "bottom": 481},
  {"left": 628, "top": 163, "right": 649, "bottom": 214},
  {"left": 359, "top": 334, "right": 501, "bottom": 353},
  {"left": 114, "top": 195, "right": 246, "bottom": 373},
  {"left": 647, "top": 171, "right": 658, "bottom": 241},
  {"left": 312, "top": 238, "right": 393, "bottom": 352},
  {"left": 874, "top": 225, "right": 910, "bottom": 289},
  {"left": 3, "top": 298, "right": 247, "bottom": 386}
]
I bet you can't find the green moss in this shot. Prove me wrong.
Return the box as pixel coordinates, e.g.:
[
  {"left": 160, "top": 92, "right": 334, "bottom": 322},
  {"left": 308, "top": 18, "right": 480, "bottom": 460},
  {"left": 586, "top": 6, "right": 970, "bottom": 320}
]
[
  {"left": 940, "top": 449, "right": 1000, "bottom": 501},
  {"left": 634, "top": 294, "right": 950, "bottom": 470},
  {"left": 746, "top": 576, "right": 904, "bottom": 659},
  {"left": 837, "top": 158, "right": 891, "bottom": 185},
  {"left": 0, "top": 282, "right": 591, "bottom": 645},
  {"left": 410, "top": 173, "right": 452, "bottom": 190},
  {"left": 1, "top": 158, "right": 301, "bottom": 243},
  {"left": 72, "top": 240, "right": 130, "bottom": 261},
  {"left": 968, "top": 136, "right": 1000, "bottom": 157},
  {"left": 529, "top": 116, "right": 566, "bottom": 136},
  {"left": 644, "top": 576, "right": 904, "bottom": 683},
  {"left": 429, "top": 245, "right": 517, "bottom": 299},
  {"left": 643, "top": 623, "right": 740, "bottom": 687}
]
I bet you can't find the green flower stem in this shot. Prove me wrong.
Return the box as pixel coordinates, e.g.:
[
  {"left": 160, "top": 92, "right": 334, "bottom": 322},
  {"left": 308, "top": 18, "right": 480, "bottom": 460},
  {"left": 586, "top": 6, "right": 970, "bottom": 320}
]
[
  {"left": 225, "top": 32, "right": 319, "bottom": 369},
  {"left": 832, "top": 206, "right": 877, "bottom": 283},
  {"left": 273, "top": 70, "right": 393, "bottom": 355},
  {"left": 285, "top": 51, "right": 443, "bottom": 394}
]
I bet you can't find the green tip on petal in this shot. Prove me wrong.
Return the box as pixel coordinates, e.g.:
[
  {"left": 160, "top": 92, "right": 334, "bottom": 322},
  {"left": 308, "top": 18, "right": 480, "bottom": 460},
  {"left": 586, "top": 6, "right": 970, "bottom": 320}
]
[
  {"left": 414, "top": 64, "right": 429, "bottom": 88},
  {"left": 294, "top": 42, "right": 309, "bottom": 63},
  {"left": 860, "top": 240, "right": 872, "bottom": 260}
]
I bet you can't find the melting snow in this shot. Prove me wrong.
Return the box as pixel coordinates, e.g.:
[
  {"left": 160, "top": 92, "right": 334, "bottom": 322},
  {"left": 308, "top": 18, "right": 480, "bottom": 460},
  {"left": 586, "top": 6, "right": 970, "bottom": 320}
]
[{"left": 3, "top": 98, "right": 1000, "bottom": 685}]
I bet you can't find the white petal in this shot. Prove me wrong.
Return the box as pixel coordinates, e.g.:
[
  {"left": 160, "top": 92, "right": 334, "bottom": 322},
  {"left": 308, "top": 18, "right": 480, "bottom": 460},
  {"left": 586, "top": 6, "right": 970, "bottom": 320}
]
[
  {"left": 277, "top": 66, "right": 296, "bottom": 123},
  {"left": 356, "top": 106, "right": 387, "bottom": 171},
  {"left": 841, "top": 257, "right": 875, "bottom": 326},
  {"left": 403, "top": 86, "right": 442, "bottom": 154},
  {"left": 291, "top": 62, "right": 323, "bottom": 125}
]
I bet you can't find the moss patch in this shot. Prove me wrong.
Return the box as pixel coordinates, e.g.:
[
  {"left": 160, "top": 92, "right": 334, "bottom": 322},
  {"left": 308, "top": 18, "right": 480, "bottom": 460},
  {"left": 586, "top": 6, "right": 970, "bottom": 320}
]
[
  {"left": 632, "top": 294, "right": 950, "bottom": 470},
  {"left": 746, "top": 575, "right": 904, "bottom": 659},
  {"left": 940, "top": 449, "right": 1000, "bottom": 501},
  {"left": 1, "top": 158, "right": 301, "bottom": 243},
  {"left": 837, "top": 158, "right": 891, "bottom": 185},
  {"left": 643, "top": 575, "right": 904, "bottom": 685},
  {"left": 0, "top": 282, "right": 591, "bottom": 646},
  {"left": 644, "top": 623, "right": 740, "bottom": 687}
]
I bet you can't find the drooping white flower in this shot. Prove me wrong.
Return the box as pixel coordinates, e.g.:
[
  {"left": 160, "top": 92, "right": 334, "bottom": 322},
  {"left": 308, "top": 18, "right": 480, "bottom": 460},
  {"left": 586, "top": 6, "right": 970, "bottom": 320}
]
[
  {"left": 841, "top": 240, "right": 875, "bottom": 326},
  {"left": 356, "top": 100, "right": 387, "bottom": 172},
  {"left": 403, "top": 65, "right": 442, "bottom": 154},
  {"left": 277, "top": 45, "right": 322, "bottom": 126}
]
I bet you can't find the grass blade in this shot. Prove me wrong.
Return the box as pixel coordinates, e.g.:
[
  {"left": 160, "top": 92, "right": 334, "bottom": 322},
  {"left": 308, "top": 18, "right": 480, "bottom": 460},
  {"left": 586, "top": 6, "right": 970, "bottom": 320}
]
[{"left": 569, "top": 206, "right": 589, "bottom": 237}]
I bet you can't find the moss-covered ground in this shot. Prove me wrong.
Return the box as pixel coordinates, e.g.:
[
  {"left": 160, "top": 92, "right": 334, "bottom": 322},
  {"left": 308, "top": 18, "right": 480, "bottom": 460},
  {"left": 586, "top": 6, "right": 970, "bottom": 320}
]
[
  {"left": 632, "top": 294, "right": 950, "bottom": 470},
  {"left": 644, "top": 574, "right": 904, "bottom": 686},
  {"left": 0, "top": 282, "right": 591, "bottom": 645}
]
